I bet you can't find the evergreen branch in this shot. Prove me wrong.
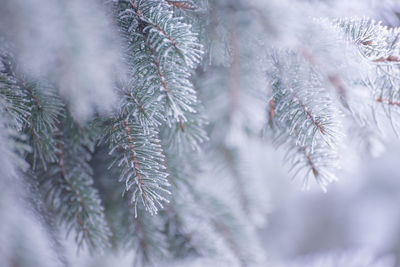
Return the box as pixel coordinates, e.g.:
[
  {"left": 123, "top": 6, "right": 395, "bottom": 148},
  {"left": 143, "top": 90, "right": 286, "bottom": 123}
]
[
  {"left": 93, "top": 147, "right": 171, "bottom": 264},
  {"left": 334, "top": 18, "right": 400, "bottom": 65},
  {"left": 0, "top": 50, "right": 64, "bottom": 169},
  {"left": 143, "top": 22, "right": 199, "bottom": 124},
  {"left": 118, "top": 1, "right": 201, "bottom": 122},
  {"left": 128, "top": 0, "right": 203, "bottom": 67},
  {"left": 0, "top": 54, "right": 30, "bottom": 128},
  {"left": 24, "top": 84, "right": 43, "bottom": 111},
  {"left": 120, "top": 28, "right": 164, "bottom": 128},
  {"left": 41, "top": 119, "right": 111, "bottom": 252},
  {"left": 129, "top": 0, "right": 178, "bottom": 48},
  {"left": 271, "top": 78, "right": 338, "bottom": 148},
  {"left": 274, "top": 128, "right": 339, "bottom": 191},
  {"left": 108, "top": 117, "right": 171, "bottom": 216},
  {"left": 122, "top": 120, "right": 146, "bottom": 188},
  {"left": 334, "top": 18, "right": 400, "bottom": 116},
  {"left": 333, "top": 18, "right": 387, "bottom": 59},
  {"left": 118, "top": 0, "right": 207, "bottom": 150},
  {"left": 267, "top": 51, "right": 342, "bottom": 190},
  {"left": 113, "top": 0, "right": 204, "bottom": 220},
  {"left": 147, "top": 43, "right": 180, "bottom": 119},
  {"left": 23, "top": 84, "right": 63, "bottom": 169}
]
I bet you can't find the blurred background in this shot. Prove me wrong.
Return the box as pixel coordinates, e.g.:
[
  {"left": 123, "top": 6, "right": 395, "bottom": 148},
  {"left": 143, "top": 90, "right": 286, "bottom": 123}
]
[{"left": 261, "top": 141, "right": 400, "bottom": 266}]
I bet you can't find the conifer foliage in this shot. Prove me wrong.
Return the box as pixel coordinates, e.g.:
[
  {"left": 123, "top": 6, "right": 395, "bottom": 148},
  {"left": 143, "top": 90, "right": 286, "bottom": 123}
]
[{"left": 0, "top": 0, "right": 400, "bottom": 266}]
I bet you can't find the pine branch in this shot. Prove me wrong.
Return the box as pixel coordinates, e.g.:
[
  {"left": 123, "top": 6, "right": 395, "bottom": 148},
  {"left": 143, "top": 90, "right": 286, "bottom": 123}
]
[
  {"left": 0, "top": 50, "right": 64, "bottom": 170},
  {"left": 23, "top": 83, "right": 64, "bottom": 170},
  {"left": 119, "top": 26, "right": 165, "bottom": 129},
  {"left": 107, "top": 117, "right": 171, "bottom": 216},
  {"left": 128, "top": 0, "right": 203, "bottom": 66},
  {"left": 118, "top": 0, "right": 203, "bottom": 125},
  {"left": 267, "top": 51, "right": 342, "bottom": 190},
  {"left": 0, "top": 52, "right": 30, "bottom": 128},
  {"left": 333, "top": 18, "right": 387, "bottom": 59},
  {"left": 109, "top": 0, "right": 206, "bottom": 219},
  {"left": 40, "top": 118, "right": 111, "bottom": 252},
  {"left": 334, "top": 18, "right": 400, "bottom": 118}
]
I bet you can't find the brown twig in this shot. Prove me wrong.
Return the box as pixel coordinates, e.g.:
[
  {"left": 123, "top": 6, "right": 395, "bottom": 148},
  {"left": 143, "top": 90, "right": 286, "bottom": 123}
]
[
  {"left": 55, "top": 133, "right": 90, "bottom": 238},
  {"left": 301, "top": 145, "right": 319, "bottom": 177},
  {"left": 376, "top": 97, "right": 400, "bottom": 107},
  {"left": 148, "top": 43, "right": 186, "bottom": 131},
  {"left": 123, "top": 120, "right": 144, "bottom": 187},
  {"left": 25, "top": 84, "right": 43, "bottom": 112},
  {"left": 165, "top": 0, "right": 195, "bottom": 10},
  {"left": 373, "top": 55, "right": 400, "bottom": 63}
]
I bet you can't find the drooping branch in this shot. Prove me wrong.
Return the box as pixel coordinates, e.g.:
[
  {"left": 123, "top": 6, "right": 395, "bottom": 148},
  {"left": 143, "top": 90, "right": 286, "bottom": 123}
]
[{"left": 40, "top": 120, "right": 111, "bottom": 252}]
